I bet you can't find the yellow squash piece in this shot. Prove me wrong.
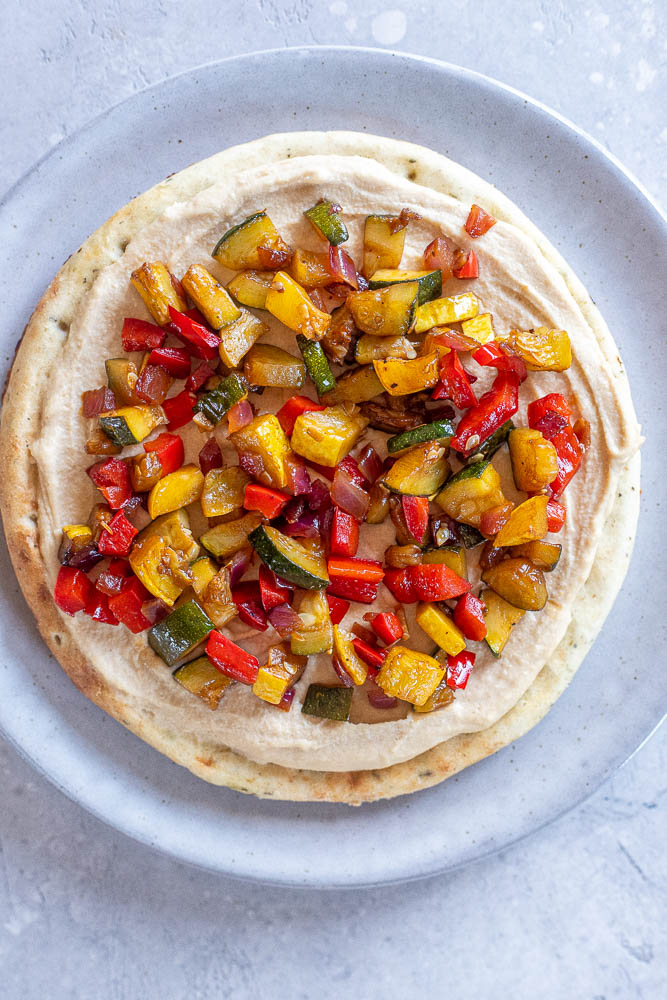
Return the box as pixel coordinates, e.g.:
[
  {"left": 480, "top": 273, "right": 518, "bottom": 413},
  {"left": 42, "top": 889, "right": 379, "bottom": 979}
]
[
  {"left": 502, "top": 327, "right": 572, "bottom": 371},
  {"left": 62, "top": 524, "right": 92, "bottom": 544},
  {"left": 139, "top": 509, "right": 200, "bottom": 563},
  {"left": 355, "top": 333, "right": 417, "bottom": 363},
  {"left": 422, "top": 545, "right": 467, "bottom": 579},
  {"left": 200, "top": 514, "right": 263, "bottom": 559},
  {"left": 291, "top": 591, "right": 334, "bottom": 657},
  {"left": 436, "top": 461, "right": 506, "bottom": 527},
  {"left": 190, "top": 557, "right": 219, "bottom": 598},
  {"left": 266, "top": 271, "right": 331, "bottom": 341},
  {"left": 105, "top": 358, "right": 140, "bottom": 406},
  {"left": 373, "top": 351, "right": 439, "bottom": 396},
  {"left": 130, "top": 451, "right": 163, "bottom": 492},
  {"left": 252, "top": 644, "right": 308, "bottom": 706},
  {"left": 414, "top": 292, "right": 480, "bottom": 334},
  {"left": 383, "top": 440, "right": 450, "bottom": 497},
  {"left": 493, "top": 495, "right": 549, "bottom": 547},
  {"left": 173, "top": 656, "right": 232, "bottom": 710},
  {"left": 129, "top": 534, "right": 191, "bottom": 606},
  {"left": 376, "top": 645, "right": 445, "bottom": 707},
  {"left": 99, "top": 405, "right": 166, "bottom": 447},
  {"left": 181, "top": 264, "right": 241, "bottom": 330},
  {"left": 508, "top": 428, "right": 559, "bottom": 493},
  {"left": 482, "top": 588, "right": 525, "bottom": 657},
  {"left": 413, "top": 676, "right": 455, "bottom": 713},
  {"left": 226, "top": 270, "right": 274, "bottom": 310},
  {"left": 512, "top": 539, "right": 562, "bottom": 571},
  {"left": 289, "top": 249, "right": 332, "bottom": 288},
  {"left": 202, "top": 565, "right": 238, "bottom": 628},
  {"left": 482, "top": 558, "right": 548, "bottom": 611},
  {"left": 147, "top": 464, "right": 204, "bottom": 520},
  {"left": 230, "top": 414, "right": 294, "bottom": 490},
  {"left": 331, "top": 626, "right": 368, "bottom": 686},
  {"left": 291, "top": 404, "right": 369, "bottom": 467},
  {"left": 200, "top": 467, "right": 250, "bottom": 518},
  {"left": 130, "top": 261, "right": 186, "bottom": 325},
  {"left": 243, "top": 344, "right": 306, "bottom": 389},
  {"left": 416, "top": 602, "right": 466, "bottom": 657},
  {"left": 218, "top": 308, "right": 269, "bottom": 368},
  {"left": 320, "top": 365, "right": 384, "bottom": 405},
  {"left": 362, "top": 215, "right": 407, "bottom": 277},
  {"left": 460, "top": 312, "right": 495, "bottom": 345}
]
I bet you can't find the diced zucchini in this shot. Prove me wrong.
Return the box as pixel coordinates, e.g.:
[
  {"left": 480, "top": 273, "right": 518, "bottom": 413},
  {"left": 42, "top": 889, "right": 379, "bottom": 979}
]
[
  {"left": 332, "top": 625, "right": 368, "bottom": 686},
  {"left": 436, "top": 460, "right": 506, "bottom": 528},
  {"left": 99, "top": 405, "right": 166, "bottom": 446},
  {"left": 173, "top": 655, "right": 232, "bottom": 710},
  {"left": 195, "top": 373, "right": 248, "bottom": 425},
  {"left": 368, "top": 269, "right": 442, "bottom": 305},
  {"left": 422, "top": 545, "right": 467, "bottom": 579},
  {"left": 291, "top": 591, "right": 333, "bottom": 656},
  {"left": 200, "top": 467, "right": 250, "bottom": 518},
  {"left": 413, "top": 676, "right": 455, "bottom": 713},
  {"left": 373, "top": 352, "right": 439, "bottom": 396},
  {"left": 212, "top": 211, "right": 291, "bottom": 270},
  {"left": 415, "top": 603, "right": 466, "bottom": 656},
  {"left": 148, "top": 600, "right": 214, "bottom": 666},
  {"left": 460, "top": 312, "right": 495, "bottom": 345},
  {"left": 130, "top": 261, "right": 186, "bottom": 325},
  {"left": 129, "top": 534, "right": 190, "bottom": 606},
  {"left": 363, "top": 215, "right": 407, "bottom": 277},
  {"left": 304, "top": 200, "right": 349, "bottom": 245},
  {"left": 347, "top": 282, "right": 419, "bottom": 338},
  {"left": 508, "top": 428, "right": 559, "bottom": 493},
  {"left": 181, "top": 264, "right": 241, "bottom": 330},
  {"left": 513, "top": 539, "right": 562, "bottom": 571},
  {"left": 354, "top": 333, "right": 417, "bottom": 364},
  {"left": 320, "top": 365, "right": 383, "bottom": 405},
  {"left": 249, "top": 524, "right": 329, "bottom": 589},
  {"left": 253, "top": 644, "right": 307, "bottom": 705},
  {"left": 383, "top": 440, "right": 450, "bottom": 496},
  {"left": 200, "top": 512, "right": 263, "bottom": 559},
  {"left": 266, "top": 271, "right": 331, "bottom": 341},
  {"left": 147, "top": 464, "right": 204, "bottom": 520},
  {"left": 463, "top": 419, "right": 514, "bottom": 461},
  {"left": 218, "top": 309, "right": 268, "bottom": 368},
  {"left": 414, "top": 293, "right": 480, "bottom": 334},
  {"left": 243, "top": 344, "right": 305, "bottom": 389},
  {"left": 376, "top": 645, "right": 445, "bottom": 707},
  {"left": 105, "top": 358, "right": 140, "bottom": 405},
  {"left": 226, "top": 270, "right": 274, "bottom": 310},
  {"left": 458, "top": 523, "right": 486, "bottom": 549},
  {"left": 137, "top": 508, "right": 200, "bottom": 562},
  {"left": 289, "top": 248, "right": 332, "bottom": 288},
  {"left": 493, "top": 496, "right": 549, "bottom": 548},
  {"left": 482, "top": 558, "right": 548, "bottom": 611},
  {"left": 301, "top": 684, "right": 352, "bottom": 721},
  {"left": 291, "top": 404, "right": 368, "bottom": 467},
  {"left": 502, "top": 327, "right": 572, "bottom": 371},
  {"left": 230, "top": 414, "right": 294, "bottom": 489},
  {"left": 482, "top": 588, "right": 525, "bottom": 657},
  {"left": 387, "top": 418, "right": 454, "bottom": 454},
  {"left": 296, "top": 334, "right": 336, "bottom": 396}
]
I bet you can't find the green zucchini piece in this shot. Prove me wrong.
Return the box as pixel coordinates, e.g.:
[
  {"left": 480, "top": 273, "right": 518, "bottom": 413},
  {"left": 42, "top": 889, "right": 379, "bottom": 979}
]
[
  {"left": 194, "top": 373, "right": 247, "bottom": 425},
  {"left": 368, "top": 269, "right": 442, "bottom": 305},
  {"left": 387, "top": 419, "right": 455, "bottom": 454},
  {"left": 458, "top": 523, "right": 486, "bottom": 549},
  {"left": 460, "top": 419, "right": 514, "bottom": 461},
  {"left": 212, "top": 211, "right": 287, "bottom": 269},
  {"left": 249, "top": 524, "right": 329, "bottom": 589},
  {"left": 320, "top": 365, "right": 383, "bottom": 405},
  {"left": 382, "top": 441, "right": 450, "bottom": 497},
  {"left": 200, "top": 513, "right": 263, "bottom": 559},
  {"left": 99, "top": 405, "right": 165, "bottom": 447},
  {"left": 148, "top": 600, "right": 215, "bottom": 667},
  {"left": 442, "top": 460, "right": 489, "bottom": 490},
  {"left": 296, "top": 334, "right": 336, "bottom": 395},
  {"left": 481, "top": 588, "right": 525, "bottom": 658},
  {"left": 301, "top": 684, "right": 352, "bottom": 721},
  {"left": 347, "top": 282, "right": 418, "bottom": 339},
  {"left": 105, "top": 358, "right": 138, "bottom": 405},
  {"left": 173, "top": 655, "right": 232, "bottom": 709},
  {"left": 304, "top": 200, "right": 349, "bottom": 245}
]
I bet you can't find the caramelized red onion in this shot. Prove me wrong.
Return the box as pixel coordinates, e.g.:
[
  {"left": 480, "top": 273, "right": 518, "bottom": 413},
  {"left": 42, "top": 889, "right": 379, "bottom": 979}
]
[
  {"left": 367, "top": 679, "right": 398, "bottom": 709},
  {"left": 330, "top": 467, "right": 370, "bottom": 521},
  {"left": 82, "top": 387, "right": 116, "bottom": 417},
  {"left": 141, "top": 597, "right": 170, "bottom": 626},
  {"left": 332, "top": 657, "right": 355, "bottom": 688},
  {"left": 268, "top": 603, "right": 301, "bottom": 639},
  {"left": 328, "top": 246, "right": 359, "bottom": 289},
  {"left": 356, "top": 444, "right": 383, "bottom": 484},
  {"left": 227, "top": 399, "right": 253, "bottom": 433},
  {"left": 285, "top": 456, "right": 312, "bottom": 496},
  {"left": 227, "top": 548, "right": 253, "bottom": 587}
]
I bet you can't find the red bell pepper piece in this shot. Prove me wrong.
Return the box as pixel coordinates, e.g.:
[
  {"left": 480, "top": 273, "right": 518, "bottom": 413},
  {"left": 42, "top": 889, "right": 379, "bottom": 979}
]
[
  {"left": 276, "top": 395, "right": 325, "bottom": 436},
  {"left": 162, "top": 390, "right": 197, "bottom": 431},
  {"left": 527, "top": 393, "right": 571, "bottom": 426},
  {"left": 453, "top": 249, "right": 479, "bottom": 279},
  {"left": 527, "top": 394, "right": 582, "bottom": 498},
  {"left": 186, "top": 361, "right": 217, "bottom": 392},
  {"left": 97, "top": 510, "right": 138, "bottom": 557},
  {"left": 327, "top": 557, "right": 384, "bottom": 584},
  {"left": 401, "top": 496, "right": 430, "bottom": 544},
  {"left": 121, "top": 317, "right": 166, "bottom": 352},
  {"left": 464, "top": 204, "right": 496, "bottom": 239},
  {"left": 432, "top": 351, "right": 477, "bottom": 409},
  {"left": 206, "top": 630, "right": 259, "bottom": 684},
  {"left": 95, "top": 558, "right": 132, "bottom": 596},
  {"left": 546, "top": 425, "right": 583, "bottom": 499},
  {"left": 370, "top": 611, "right": 404, "bottom": 646},
  {"left": 479, "top": 502, "right": 515, "bottom": 538},
  {"left": 135, "top": 364, "right": 172, "bottom": 405},
  {"left": 453, "top": 592, "right": 487, "bottom": 642},
  {"left": 326, "top": 579, "right": 378, "bottom": 604},
  {"left": 352, "top": 637, "right": 386, "bottom": 669},
  {"left": 472, "top": 341, "right": 527, "bottom": 382},
  {"left": 258, "top": 565, "right": 293, "bottom": 612},
  {"left": 147, "top": 346, "right": 191, "bottom": 379},
  {"left": 326, "top": 593, "right": 350, "bottom": 624},
  {"left": 384, "top": 564, "right": 470, "bottom": 603},
  {"left": 54, "top": 566, "right": 94, "bottom": 615},
  {"left": 232, "top": 582, "right": 268, "bottom": 632},
  {"left": 198, "top": 436, "right": 223, "bottom": 475},
  {"left": 446, "top": 650, "right": 476, "bottom": 690},
  {"left": 546, "top": 498, "right": 567, "bottom": 533},
  {"left": 87, "top": 458, "right": 132, "bottom": 510},
  {"left": 84, "top": 589, "right": 119, "bottom": 625},
  {"left": 108, "top": 577, "right": 152, "bottom": 633},
  {"left": 144, "top": 432, "right": 185, "bottom": 476},
  {"left": 167, "top": 306, "right": 220, "bottom": 360},
  {"left": 330, "top": 508, "right": 360, "bottom": 557},
  {"left": 382, "top": 568, "right": 417, "bottom": 603},
  {"left": 450, "top": 369, "right": 520, "bottom": 456},
  {"left": 244, "top": 483, "right": 290, "bottom": 519}
]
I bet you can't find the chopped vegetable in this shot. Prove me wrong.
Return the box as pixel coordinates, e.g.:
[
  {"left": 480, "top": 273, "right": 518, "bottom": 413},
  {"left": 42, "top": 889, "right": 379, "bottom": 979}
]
[
  {"left": 144, "top": 432, "right": 185, "bottom": 476},
  {"left": 503, "top": 327, "right": 572, "bottom": 372},
  {"left": 226, "top": 269, "right": 274, "bottom": 309},
  {"left": 370, "top": 611, "right": 404, "bottom": 646},
  {"left": 304, "top": 199, "right": 349, "bottom": 245},
  {"left": 244, "top": 483, "right": 289, "bottom": 519},
  {"left": 232, "top": 581, "right": 268, "bottom": 631},
  {"left": 196, "top": 373, "right": 248, "bottom": 426},
  {"left": 331, "top": 626, "right": 368, "bottom": 685},
  {"left": 131, "top": 261, "right": 186, "bottom": 325},
  {"left": 464, "top": 204, "right": 497, "bottom": 238},
  {"left": 296, "top": 335, "right": 336, "bottom": 395},
  {"left": 482, "top": 588, "right": 525, "bottom": 657},
  {"left": 362, "top": 214, "right": 408, "bottom": 276},
  {"left": 386, "top": 418, "right": 454, "bottom": 454},
  {"left": 200, "top": 512, "right": 263, "bottom": 559},
  {"left": 320, "top": 365, "right": 383, "bottom": 405},
  {"left": 321, "top": 304, "right": 357, "bottom": 365},
  {"left": 54, "top": 566, "right": 94, "bottom": 616},
  {"left": 162, "top": 389, "right": 197, "bottom": 430},
  {"left": 99, "top": 405, "right": 165, "bottom": 447},
  {"left": 266, "top": 271, "right": 331, "bottom": 341},
  {"left": 167, "top": 307, "right": 220, "bottom": 361},
  {"left": 383, "top": 440, "right": 450, "bottom": 497},
  {"left": 482, "top": 557, "right": 547, "bottom": 611},
  {"left": 401, "top": 496, "right": 430, "bottom": 543},
  {"left": 355, "top": 333, "right": 416, "bottom": 364},
  {"left": 384, "top": 564, "right": 470, "bottom": 603},
  {"left": 181, "top": 264, "right": 241, "bottom": 330},
  {"left": 453, "top": 592, "right": 487, "bottom": 641},
  {"left": 97, "top": 510, "right": 137, "bottom": 557},
  {"left": 258, "top": 565, "right": 292, "bottom": 611},
  {"left": 206, "top": 629, "right": 259, "bottom": 684},
  {"left": 301, "top": 684, "right": 352, "bottom": 721},
  {"left": 291, "top": 591, "right": 333, "bottom": 656},
  {"left": 231, "top": 413, "right": 294, "bottom": 489},
  {"left": 422, "top": 545, "right": 467, "bottom": 579},
  {"left": 328, "top": 556, "right": 384, "bottom": 584},
  {"left": 200, "top": 467, "right": 250, "bottom": 517},
  {"left": 513, "top": 539, "right": 562, "bottom": 571},
  {"left": 493, "top": 495, "right": 549, "bottom": 547},
  {"left": 88, "top": 457, "right": 132, "bottom": 509},
  {"left": 450, "top": 370, "right": 520, "bottom": 457},
  {"left": 129, "top": 534, "right": 190, "bottom": 606},
  {"left": 436, "top": 460, "right": 506, "bottom": 528},
  {"left": 218, "top": 309, "right": 269, "bottom": 368},
  {"left": 249, "top": 524, "right": 329, "bottom": 589},
  {"left": 431, "top": 351, "right": 477, "bottom": 409},
  {"left": 253, "top": 644, "right": 307, "bottom": 705},
  {"left": 415, "top": 602, "right": 466, "bottom": 656},
  {"left": 135, "top": 365, "right": 172, "bottom": 405},
  {"left": 413, "top": 676, "right": 455, "bottom": 713},
  {"left": 148, "top": 599, "right": 214, "bottom": 665},
  {"left": 414, "top": 292, "right": 479, "bottom": 334},
  {"left": 546, "top": 498, "right": 567, "bottom": 533},
  {"left": 291, "top": 404, "right": 368, "bottom": 468},
  {"left": 453, "top": 249, "right": 479, "bottom": 279},
  {"left": 108, "top": 577, "right": 152, "bottom": 633},
  {"left": 460, "top": 312, "right": 495, "bottom": 344},
  {"left": 373, "top": 352, "right": 439, "bottom": 396},
  {"left": 368, "top": 268, "right": 442, "bottom": 305},
  {"left": 376, "top": 645, "right": 445, "bottom": 707},
  {"left": 463, "top": 419, "right": 514, "bottom": 461},
  {"left": 212, "top": 211, "right": 291, "bottom": 270},
  {"left": 105, "top": 358, "right": 140, "bottom": 406},
  {"left": 147, "top": 464, "right": 204, "bottom": 519},
  {"left": 173, "top": 656, "right": 232, "bottom": 709},
  {"left": 326, "top": 593, "right": 350, "bottom": 624},
  {"left": 289, "top": 248, "right": 332, "bottom": 287},
  {"left": 479, "top": 502, "right": 515, "bottom": 538},
  {"left": 328, "top": 245, "right": 359, "bottom": 289},
  {"left": 326, "top": 578, "right": 378, "bottom": 604},
  {"left": 347, "top": 282, "right": 418, "bottom": 338},
  {"left": 121, "top": 317, "right": 166, "bottom": 352},
  {"left": 330, "top": 508, "right": 360, "bottom": 557},
  {"left": 147, "top": 346, "right": 191, "bottom": 379},
  {"left": 445, "top": 650, "right": 476, "bottom": 689},
  {"left": 243, "top": 344, "right": 305, "bottom": 389}
]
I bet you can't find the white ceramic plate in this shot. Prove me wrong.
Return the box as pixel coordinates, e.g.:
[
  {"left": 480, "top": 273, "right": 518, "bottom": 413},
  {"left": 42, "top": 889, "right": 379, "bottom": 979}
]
[{"left": 1, "top": 48, "right": 665, "bottom": 888}]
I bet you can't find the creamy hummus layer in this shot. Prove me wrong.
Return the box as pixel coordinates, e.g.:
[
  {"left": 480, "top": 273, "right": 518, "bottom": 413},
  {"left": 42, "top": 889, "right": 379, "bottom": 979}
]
[{"left": 32, "top": 154, "right": 641, "bottom": 771}]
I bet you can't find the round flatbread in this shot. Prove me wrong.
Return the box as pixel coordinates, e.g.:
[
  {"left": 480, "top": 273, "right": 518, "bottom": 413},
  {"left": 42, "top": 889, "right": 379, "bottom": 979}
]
[{"left": 0, "top": 132, "right": 641, "bottom": 804}]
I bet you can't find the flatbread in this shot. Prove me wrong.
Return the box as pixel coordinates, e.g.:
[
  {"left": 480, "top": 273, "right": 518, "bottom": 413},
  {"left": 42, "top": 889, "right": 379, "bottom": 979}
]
[{"left": 0, "top": 132, "right": 640, "bottom": 804}]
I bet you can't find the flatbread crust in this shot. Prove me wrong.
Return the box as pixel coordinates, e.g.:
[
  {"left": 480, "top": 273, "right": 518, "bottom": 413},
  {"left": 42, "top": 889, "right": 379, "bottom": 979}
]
[{"left": 0, "top": 132, "right": 640, "bottom": 804}]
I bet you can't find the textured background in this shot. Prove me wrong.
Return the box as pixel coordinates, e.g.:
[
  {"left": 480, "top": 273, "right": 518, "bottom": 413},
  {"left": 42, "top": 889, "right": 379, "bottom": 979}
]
[{"left": 2, "top": 2, "right": 665, "bottom": 997}]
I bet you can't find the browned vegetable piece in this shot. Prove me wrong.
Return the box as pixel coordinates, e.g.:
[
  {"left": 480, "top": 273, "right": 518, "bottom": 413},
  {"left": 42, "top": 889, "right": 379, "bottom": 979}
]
[
  {"left": 366, "top": 482, "right": 390, "bottom": 524},
  {"left": 508, "top": 428, "right": 559, "bottom": 493},
  {"left": 321, "top": 304, "right": 357, "bottom": 365},
  {"left": 130, "top": 261, "right": 186, "bottom": 325},
  {"left": 493, "top": 495, "right": 549, "bottom": 548},
  {"left": 481, "top": 558, "right": 548, "bottom": 611},
  {"left": 502, "top": 327, "right": 572, "bottom": 371},
  {"left": 385, "top": 544, "right": 422, "bottom": 568},
  {"left": 130, "top": 450, "right": 163, "bottom": 492},
  {"left": 86, "top": 427, "right": 122, "bottom": 456},
  {"left": 289, "top": 249, "right": 332, "bottom": 288},
  {"left": 512, "top": 540, "right": 562, "bottom": 571}
]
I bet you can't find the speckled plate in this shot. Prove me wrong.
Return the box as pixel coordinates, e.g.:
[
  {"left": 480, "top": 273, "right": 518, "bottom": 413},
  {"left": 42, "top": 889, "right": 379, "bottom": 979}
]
[{"left": 0, "top": 48, "right": 665, "bottom": 888}]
